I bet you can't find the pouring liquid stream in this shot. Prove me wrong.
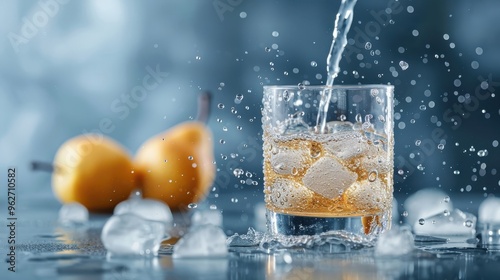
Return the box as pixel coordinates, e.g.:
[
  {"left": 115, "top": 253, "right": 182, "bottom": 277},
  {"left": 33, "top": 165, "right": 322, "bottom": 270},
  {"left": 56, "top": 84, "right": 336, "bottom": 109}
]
[{"left": 316, "top": 0, "right": 358, "bottom": 133}]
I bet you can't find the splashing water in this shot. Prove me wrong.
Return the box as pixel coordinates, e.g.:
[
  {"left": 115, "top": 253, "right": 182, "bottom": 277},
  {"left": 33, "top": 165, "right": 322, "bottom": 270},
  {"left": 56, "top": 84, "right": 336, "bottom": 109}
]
[{"left": 316, "top": 0, "right": 358, "bottom": 133}]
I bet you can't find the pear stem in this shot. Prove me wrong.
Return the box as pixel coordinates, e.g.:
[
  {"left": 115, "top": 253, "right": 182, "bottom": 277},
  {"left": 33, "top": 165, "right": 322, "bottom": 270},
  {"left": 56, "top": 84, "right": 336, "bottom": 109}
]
[
  {"left": 196, "top": 91, "right": 211, "bottom": 124},
  {"left": 31, "top": 161, "right": 55, "bottom": 173}
]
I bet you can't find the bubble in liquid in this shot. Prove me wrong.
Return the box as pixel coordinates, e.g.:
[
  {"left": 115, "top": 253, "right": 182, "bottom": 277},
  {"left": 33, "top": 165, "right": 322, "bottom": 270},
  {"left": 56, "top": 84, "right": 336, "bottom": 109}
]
[
  {"left": 418, "top": 218, "right": 425, "bottom": 225},
  {"left": 235, "top": 93, "right": 244, "bottom": 101},
  {"left": 368, "top": 171, "right": 378, "bottom": 182},
  {"left": 240, "top": 12, "right": 247, "bottom": 18},
  {"left": 464, "top": 220, "right": 473, "bottom": 227},
  {"left": 477, "top": 150, "right": 487, "bottom": 157},
  {"left": 188, "top": 156, "right": 194, "bottom": 160},
  {"left": 272, "top": 31, "right": 279, "bottom": 37},
  {"left": 310, "top": 61, "right": 317, "bottom": 67},
  {"left": 265, "top": 47, "right": 271, "bottom": 52},
  {"left": 402, "top": 211, "right": 409, "bottom": 217},
  {"left": 231, "top": 198, "right": 239, "bottom": 203},
  {"left": 340, "top": 114, "right": 347, "bottom": 121},
  {"left": 297, "top": 83, "right": 305, "bottom": 90},
  {"left": 443, "top": 209, "right": 450, "bottom": 216},
  {"left": 443, "top": 196, "right": 450, "bottom": 203},
  {"left": 398, "top": 169, "right": 404, "bottom": 175},
  {"left": 218, "top": 103, "right": 225, "bottom": 109},
  {"left": 219, "top": 139, "right": 226, "bottom": 144},
  {"left": 399, "top": 61, "right": 409, "bottom": 70},
  {"left": 437, "top": 144, "right": 445, "bottom": 150},
  {"left": 415, "top": 140, "right": 421, "bottom": 146},
  {"left": 365, "top": 42, "right": 372, "bottom": 50},
  {"left": 188, "top": 203, "right": 197, "bottom": 209}
]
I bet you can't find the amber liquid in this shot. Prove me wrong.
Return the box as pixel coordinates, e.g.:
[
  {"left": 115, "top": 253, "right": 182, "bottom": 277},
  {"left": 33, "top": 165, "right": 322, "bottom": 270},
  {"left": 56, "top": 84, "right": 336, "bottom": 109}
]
[{"left": 263, "top": 129, "right": 393, "bottom": 233}]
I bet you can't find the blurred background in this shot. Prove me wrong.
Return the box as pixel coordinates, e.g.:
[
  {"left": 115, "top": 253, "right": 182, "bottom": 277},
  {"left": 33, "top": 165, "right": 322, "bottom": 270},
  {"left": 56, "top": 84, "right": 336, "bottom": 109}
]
[{"left": 1, "top": 0, "right": 499, "bottom": 216}]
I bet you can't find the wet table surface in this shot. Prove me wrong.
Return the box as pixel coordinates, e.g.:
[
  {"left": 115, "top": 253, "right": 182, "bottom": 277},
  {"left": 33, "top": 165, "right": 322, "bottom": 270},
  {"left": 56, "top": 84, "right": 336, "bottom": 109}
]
[{"left": 2, "top": 191, "right": 500, "bottom": 280}]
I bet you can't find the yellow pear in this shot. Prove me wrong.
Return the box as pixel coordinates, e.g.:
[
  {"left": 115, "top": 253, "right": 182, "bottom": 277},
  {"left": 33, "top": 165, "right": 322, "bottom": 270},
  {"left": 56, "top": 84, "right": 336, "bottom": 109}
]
[
  {"left": 134, "top": 92, "right": 215, "bottom": 211},
  {"left": 51, "top": 134, "right": 136, "bottom": 212}
]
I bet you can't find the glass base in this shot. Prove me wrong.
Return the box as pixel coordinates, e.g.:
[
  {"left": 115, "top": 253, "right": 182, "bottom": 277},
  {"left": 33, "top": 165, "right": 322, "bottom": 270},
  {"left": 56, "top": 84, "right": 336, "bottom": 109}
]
[{"left": 266, "top": 209, "right": 390, "bottom": 236}]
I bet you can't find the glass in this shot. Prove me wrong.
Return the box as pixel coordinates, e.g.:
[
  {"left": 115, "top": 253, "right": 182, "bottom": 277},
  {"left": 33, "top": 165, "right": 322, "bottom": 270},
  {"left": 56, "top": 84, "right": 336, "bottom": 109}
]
[{"left": 262, "top": 85, "right": 394, "bottom": 236}]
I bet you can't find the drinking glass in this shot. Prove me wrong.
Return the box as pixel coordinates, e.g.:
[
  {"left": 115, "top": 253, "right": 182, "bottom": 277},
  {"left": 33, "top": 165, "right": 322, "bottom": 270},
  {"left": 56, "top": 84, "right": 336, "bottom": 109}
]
[{"left": 262, "top": 84, "right": 394, "bottom": 236}]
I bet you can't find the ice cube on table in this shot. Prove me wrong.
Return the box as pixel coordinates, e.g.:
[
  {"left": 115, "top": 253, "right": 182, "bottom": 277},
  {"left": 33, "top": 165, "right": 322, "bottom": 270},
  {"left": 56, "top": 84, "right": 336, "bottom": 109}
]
[
  {"left": 172, "top": 224, "right": 228, "bottom": 258},
  {"left": 302, "top": 156, "right": 357, "bottom": 199},
  {"left": 375, "top": 226, "right": 414, "bottom": 256},
  {"left": 101, "top": 213, "right": 166, "bottom": 257},
  {"left": 114, "top": 198, "right": 173, "bottom": 228},
  {"left": 58, "top": 203, "right": 89, "bottom": 225},
  {"left": 403, "top": 188, "right": 453, "bottom": 227},
  {"left": 191, "top": 209, "right": 223, "bottom": 227},
  {"left": 478, "top": 196, "right": 500, "bottom": 224},
  {"left": 413, "top": 209, "right": 477, "bottom": 237},
  {"left": 270, "top": 178, "right": 313, "bottom": 209}
]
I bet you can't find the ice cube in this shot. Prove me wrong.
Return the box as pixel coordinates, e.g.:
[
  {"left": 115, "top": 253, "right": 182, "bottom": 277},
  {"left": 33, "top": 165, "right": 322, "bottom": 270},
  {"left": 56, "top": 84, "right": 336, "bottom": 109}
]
[
  {"left": 269, "top": 178, "right": 313, "bottom": 209},
  {"left": 375, "top": 226, "right": 414, "bottom": 256},
  {"left": 344, "top": 180, "right": 390, "bottom": 210},
  {"left": 58, "top": 203, "right": 89, "bottom": 225},
  {"left": 269, "top": 141, "right": 310, "bottom": 175},
  {"left": 323, "top": 130, "right": 376, "bottom": 160},
  {"left": 172, "top": 224, "right": 228, "bottom": 258},
  {"left": 302, "top": 156, "right": 357, "bottom": 199},
  {"left": 478, "top": 196, "right": 500, "bottom": 224},
  {"left": 101, "top": 213, "right": 166, "bottom": 257},
  {"left": 413, "top": 209, "right": 477, "bottom": 237},
  {"left": 403, "top": 188, "right": 453, "bottom": 227},
  {"left": 114, "top": 198, "right": 173, "bottom": 228},
  {"left": 191, "top": 209, "right": 223, "bottom": 227}
]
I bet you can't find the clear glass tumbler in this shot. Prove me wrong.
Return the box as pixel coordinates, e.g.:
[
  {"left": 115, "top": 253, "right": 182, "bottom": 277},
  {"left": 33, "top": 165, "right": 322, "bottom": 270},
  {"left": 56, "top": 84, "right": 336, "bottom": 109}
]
[{"left": 262, "top": 84, "right": 394, "bottom": 236}]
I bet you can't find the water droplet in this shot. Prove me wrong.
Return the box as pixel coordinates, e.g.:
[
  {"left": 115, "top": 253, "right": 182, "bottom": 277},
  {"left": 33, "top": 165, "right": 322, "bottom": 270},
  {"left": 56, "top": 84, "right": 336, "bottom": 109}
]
[
  {"left": 188, "top": 156, "right": 194, "bottom": 160},
  {"left": 398, "top": 169, "right": 404, "bottom": 175},
  {"left": 364, "top": 42, "right": 372, "bottom": 50},
  {"left": 245, "top": 171, "right": 252, "bottom": 178},
  {"left": 418, "top": 218, "right": 425, "bottom": 225},
  {"left": 370, "top": 89, "right": 379, "bottom": 97},
  {"left": 297, "top": 83, "right": 305, "bottom": 90},
  {"left": 443, "top": 209, "right": 450, "bottom": 216},
  {"left": 265, "top": 47, "right": 271, "bottom": 52},
  {"left": 310, "top": 61, "right": 317, "bottom": 67},
  {"left": 272, "top": 31, "right": 279, "bottom": 37},
  {"left": 444, "top": 196, "right": 450, "bottom": 203},
  {"left": 453, "top": 170, "right": 460, "bottom": 175},
  {"left": 399, "top": 61, "right": 409, "bottom": 70},
  {"left": 419, "top": 105, "right": 427, "bottom": 111},
  {"left": 235, "top": 93, "right": 244, "bottom": 101},
  {"left": 339, "top": 114, "right": 346, "bottom": 121},
  {"left": 231, "top": 198, "right": 239, "bottom": 203},
  {"left": 310, "top": 143, "right": 322, "bottom": 158},
  {"left": 368, "top": 171, "right": 378, "bottom": 182},
  {"left": 415, "top": 140, "right": 421, "bottom": 146},
  {"left": 195, "top": 56, "right": 201, "bottom": 60},
  {"left": 417, "top": 164, "right": 425, "bottom": 171},
  {"left": 355, "top": 114, "right": 363, "bottom": 123},
  {"left": 464, "top": 220, "right": 473, "bottom": 227},
  {"left": 220, "top": 139, "right": 226, "bottom": 144},
  {"left": 218, "top": 103, "right": 225, "bottom": 109},
  {"left": 402, "top": 211, "right": 409, "bottom": 217},
  {"left": 233, "top": 168, "right": 244, "bottom": 178},
  {"left": 188, "top": 203, "right": 197, "bottom": 209},
  {"left": 477, "top": 150, "right": 488, "bottom": 157},
  {"left": 437, "top": 144, "right": 445, "bottom": 150}
]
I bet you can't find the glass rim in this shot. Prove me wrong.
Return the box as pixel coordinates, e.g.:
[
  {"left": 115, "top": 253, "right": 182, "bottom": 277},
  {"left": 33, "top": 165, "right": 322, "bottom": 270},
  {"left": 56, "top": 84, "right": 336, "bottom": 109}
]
[{"left": 263, "top": 84, "right": 394, "bottom": 90}]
